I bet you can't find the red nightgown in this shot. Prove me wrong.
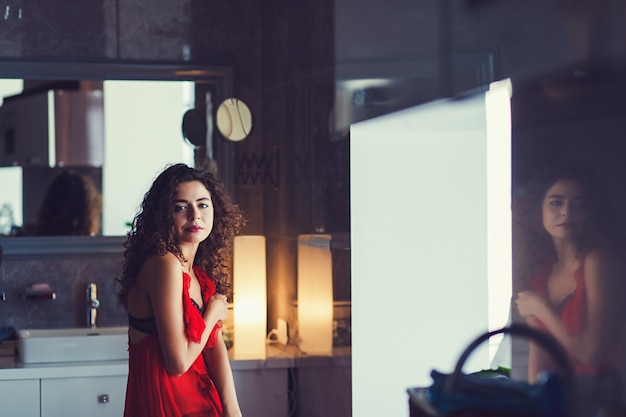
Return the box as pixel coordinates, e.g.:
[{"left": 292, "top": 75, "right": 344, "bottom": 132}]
[
  {"left": 530, "top": 257, "right": 610, "bottom": 375},
  {"left": 123, "top": 267, "right": 224, "bottom": 417}
]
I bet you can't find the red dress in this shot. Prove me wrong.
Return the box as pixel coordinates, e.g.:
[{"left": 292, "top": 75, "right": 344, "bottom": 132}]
[
  {"left": 530, "top": 257, "right": 609, "bottom": 375},
  {"left": 123, "top": 267, "right": 224, "bottom": 417}
]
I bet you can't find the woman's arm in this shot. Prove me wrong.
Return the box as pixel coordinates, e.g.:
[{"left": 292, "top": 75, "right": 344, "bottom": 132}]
[
  {"left": 143, "top": 253, "right": 229, "bottom": 376},
  {"left": 526, "top": 319, "right": 558, "bottom": 383},
  {"left": 203, "top": 331, "right": 242, "bottom": 417},
  {"left": 518, "top": 250, "right": 617, "bottom": 367},
  {"left": 573, "top": 249, "right": 617, "bottom": 365},
  {"left": 516, "top": 290, "right": 567, "bottom": 379}
]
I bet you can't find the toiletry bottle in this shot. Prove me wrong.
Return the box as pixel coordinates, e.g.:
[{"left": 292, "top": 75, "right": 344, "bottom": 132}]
[{"left": 0, "top": 203, "right": 14, "bottom": 235}]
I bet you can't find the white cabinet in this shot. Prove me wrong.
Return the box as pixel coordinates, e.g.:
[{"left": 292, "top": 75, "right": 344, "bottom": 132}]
[
  {"left": 0, "top": 375, "right": 127, "bottom": 417},
  {"left": 0, "top": 379, "right": 40, "bottom": 417},
  {"left": 0, "top": 352, "right": 315, "bottom": 417},
  {"left": 41, "top": 375, "right": 126, "bottom": 417}
]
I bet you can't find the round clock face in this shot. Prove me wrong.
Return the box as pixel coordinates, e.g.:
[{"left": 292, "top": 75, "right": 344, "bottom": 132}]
[{"left": 216, "top": 98, "right": 253, "bottom": 142}]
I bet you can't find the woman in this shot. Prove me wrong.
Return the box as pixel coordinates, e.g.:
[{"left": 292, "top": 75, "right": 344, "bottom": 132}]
[
  {"left": 36, "top": 169, "right": 102, "bottom": 236},
  {"left": 116, "top": 163, "right": 245, "bottom": 417},
  {"left": 514, "top": 163, "right": 626, "bottom": 411}
]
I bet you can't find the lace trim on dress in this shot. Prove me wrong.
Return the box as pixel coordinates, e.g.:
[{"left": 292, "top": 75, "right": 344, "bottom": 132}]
[{"left": 183, "top": 267, "right": 222, "bottom": 348}]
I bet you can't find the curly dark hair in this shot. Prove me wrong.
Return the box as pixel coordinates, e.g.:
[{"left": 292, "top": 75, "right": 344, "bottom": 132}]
[
  {"left": 116, "top": 163, "right": 245, "bottom": 308},
  {"left": 513, "top": 162, "right": 624, "bottom": 289},
  {"left": 36, "top": 170, "right": 102, "bottom": 236}
]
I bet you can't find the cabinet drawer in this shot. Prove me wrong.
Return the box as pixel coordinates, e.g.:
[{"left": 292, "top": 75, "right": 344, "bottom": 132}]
[
  {"left": 0, "top": 379, "right": 40, "bottom": 417},
  {"left": 41, "top": 375, "right": 127, "bottom": 417}
]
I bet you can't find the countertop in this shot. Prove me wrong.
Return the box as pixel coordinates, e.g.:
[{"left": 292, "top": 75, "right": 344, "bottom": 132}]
[{"left": 0, "top": 344, "right": 351, "bottom": 381}]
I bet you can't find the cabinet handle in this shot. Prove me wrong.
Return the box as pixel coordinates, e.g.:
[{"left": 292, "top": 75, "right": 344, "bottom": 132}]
[{"left": 98, "top": 394, "right": 110, "bottom": 404}]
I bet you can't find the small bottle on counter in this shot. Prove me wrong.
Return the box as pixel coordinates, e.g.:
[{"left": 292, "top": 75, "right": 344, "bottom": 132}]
[{"left": 0, "top": 203, "right": 14, "bottom": 235}]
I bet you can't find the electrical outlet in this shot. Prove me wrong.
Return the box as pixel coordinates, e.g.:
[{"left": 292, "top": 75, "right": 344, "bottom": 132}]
[{"left": 276, "top": 318, "right": 288, "bottom": 345}]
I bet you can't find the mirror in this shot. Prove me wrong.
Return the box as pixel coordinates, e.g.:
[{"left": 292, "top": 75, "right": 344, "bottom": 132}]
[
  {"left": 0, "top": 60, "right": 234, "bottom": 240},
  {"left": 216, "top": 97, "right": 253, "bottom": 142}
]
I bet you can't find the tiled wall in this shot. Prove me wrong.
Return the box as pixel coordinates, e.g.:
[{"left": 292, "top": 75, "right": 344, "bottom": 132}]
[
  {"left": 0, "top": 249, "right": 351, "bottom": 348},
  {"left": 0, "top": 253, "right": 126, "bottom": 330}
]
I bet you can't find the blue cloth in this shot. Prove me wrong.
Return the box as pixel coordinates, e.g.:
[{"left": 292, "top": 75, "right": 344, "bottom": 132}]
[
  {"left": 0, "top": 326, "right": 14, "bottom": 343},
  {"left": 428, "top": 370, "right": 567, "bottom": 417}
]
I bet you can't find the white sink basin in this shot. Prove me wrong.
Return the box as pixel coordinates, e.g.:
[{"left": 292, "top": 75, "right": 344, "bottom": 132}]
[{"left": 17, "top": 326, "right": 128, "bottom": 364}]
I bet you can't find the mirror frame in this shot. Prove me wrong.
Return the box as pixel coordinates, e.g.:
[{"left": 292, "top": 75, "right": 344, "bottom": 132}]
[
  {"left": 0, "top": 235, "right": 125, "bottom": 258},
  {"left": 0, "top": 59, "right": 233, "bottom": 258}
]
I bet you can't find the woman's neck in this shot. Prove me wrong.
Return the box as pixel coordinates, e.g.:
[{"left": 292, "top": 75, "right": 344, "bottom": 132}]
[
  {"left": 552, "top": 238, "right": 579, "bottom": 268},
  {"left": 182, "top": 260, "right": 194, "bottom": 274},
  {"left": 179, "top": 244, "right": 198, "bottom": 274}
]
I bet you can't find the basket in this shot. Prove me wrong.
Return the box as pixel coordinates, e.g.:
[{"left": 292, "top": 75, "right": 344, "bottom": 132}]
[{"left": 407, "top": 325, "right": 573, "bottom": 417}]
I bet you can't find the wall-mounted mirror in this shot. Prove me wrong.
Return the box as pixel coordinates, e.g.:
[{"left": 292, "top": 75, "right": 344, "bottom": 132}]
[
  {"left": 0, "top": 60, "right": 234, "bottom": 246},
  {"left": 216, "top": 97, "right": 253, "bottom": 142}
]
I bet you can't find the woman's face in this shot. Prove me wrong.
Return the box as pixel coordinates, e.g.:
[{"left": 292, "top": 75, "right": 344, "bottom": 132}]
[
  {"left": 171, "top": 180, "right": 214, "bottom": 244},
  {"left": 541, "top": 178, "right": 586, "bottom": 241}
]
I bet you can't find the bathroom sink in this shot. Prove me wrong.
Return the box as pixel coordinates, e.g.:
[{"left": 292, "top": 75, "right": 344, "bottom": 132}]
[{"left": 16, "top": 326, "right": 128, "bottom": 364}]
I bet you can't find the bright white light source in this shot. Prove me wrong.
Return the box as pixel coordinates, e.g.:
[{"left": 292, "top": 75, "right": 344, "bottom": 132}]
[
  {"left": 485, "top": 78, "right": 513, "bottom": 365},
  {"left": 297, "top": 234, "right": 334, "bottom": 356},
  {"left": 233, "top": 235, "right": 267, "bottom": 360}
]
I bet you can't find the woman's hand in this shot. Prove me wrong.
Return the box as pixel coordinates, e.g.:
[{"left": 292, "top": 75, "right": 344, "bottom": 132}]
[
  {"left": 515, "top": 290, "right": 549, "bottom": 320},
  {"left": 205, "top": 293, "right": 229, "bottom": 322}
]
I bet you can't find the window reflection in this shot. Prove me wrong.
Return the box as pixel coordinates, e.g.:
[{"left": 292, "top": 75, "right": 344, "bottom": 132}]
[{"left": 0, "top": 80, "right": 195, "bottom": 236}]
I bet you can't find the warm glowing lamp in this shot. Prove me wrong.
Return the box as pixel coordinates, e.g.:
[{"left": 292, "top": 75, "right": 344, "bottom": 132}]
[
  {"left": 297, "top": 234, "right": 334, "bottom": 356},
  {"left": 233, "top": 235, "right": 267, "bottom": 360}
]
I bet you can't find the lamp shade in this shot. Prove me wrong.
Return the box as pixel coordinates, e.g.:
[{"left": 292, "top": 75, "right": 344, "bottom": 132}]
[
  {"left": 297, "top": 234, "right": 334, "bottom": 355},
  {"left": 233, "top": 235, "right": 267, "bottom": 360}
]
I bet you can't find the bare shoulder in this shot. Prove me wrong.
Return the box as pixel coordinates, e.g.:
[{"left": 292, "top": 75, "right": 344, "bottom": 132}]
[
  {"left": 584, "top": 248, "right": 622, "bottom": 285},
  {"left": 137, "top": 252, "right": 183, "bottom": 288},
  {"left": 585, "top": 248, "right": 617, "bottom": 268}
]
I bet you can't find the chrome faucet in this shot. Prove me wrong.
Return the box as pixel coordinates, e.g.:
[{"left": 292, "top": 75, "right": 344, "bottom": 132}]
[{"left": 87, "top": 283, "right": 99, "bottom": 328}]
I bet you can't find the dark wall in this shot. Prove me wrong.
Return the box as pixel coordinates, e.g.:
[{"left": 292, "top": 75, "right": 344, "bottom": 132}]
[
  {"left": 188, "top": 0, "right": 342, "bottom": 330},
  {"left": 335, "top": 0, "right": 626, "bottom": 116}
]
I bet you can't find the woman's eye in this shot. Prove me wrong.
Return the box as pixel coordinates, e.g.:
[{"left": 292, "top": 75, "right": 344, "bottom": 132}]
[
  {"left": 199, "top": 203, "right": 210, "bottom": 209},
  {"left": 174, "top": 205, "right": 187, "bottom": 212},
  {"left": 549, "top": 200, "right": 562, "bottom": 207}
]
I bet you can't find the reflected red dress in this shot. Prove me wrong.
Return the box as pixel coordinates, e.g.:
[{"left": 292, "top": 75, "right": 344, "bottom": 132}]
[
  {"left": 530, "top": 257, "right": 612, "bottom": 375},
  {"left": 123, "top": 267, "right": 223, "bottom": 417}
]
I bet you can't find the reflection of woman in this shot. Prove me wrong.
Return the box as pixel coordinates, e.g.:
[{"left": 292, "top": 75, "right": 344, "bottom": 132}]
[
  {"left": 116, "top": 163, "right": 245, "bottom": 417},
  {"left": 36, "top": 170, "right": 102, "bottom": 236},
  {"left": 514, "top": 163, "right": 625, "bottom": 382}
]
